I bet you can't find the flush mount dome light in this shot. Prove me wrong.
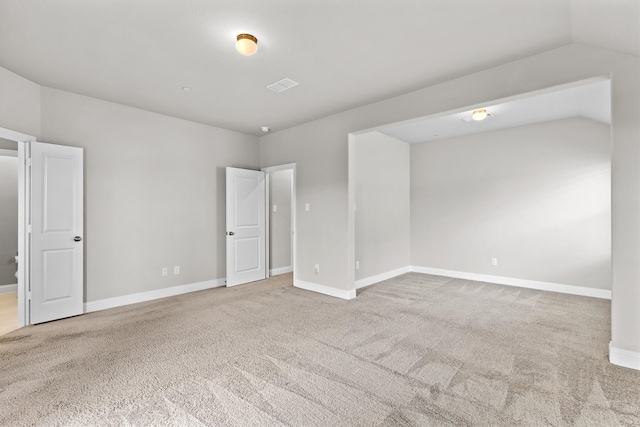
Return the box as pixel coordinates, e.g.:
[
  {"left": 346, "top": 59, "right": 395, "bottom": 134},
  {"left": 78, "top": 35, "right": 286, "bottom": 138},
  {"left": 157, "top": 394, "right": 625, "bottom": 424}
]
[
  {"left": 236, "top": 33, "right": 258, "bottom": 56},
  {"left": 472, "top": 109, "right": 488, "bottom": 121}
]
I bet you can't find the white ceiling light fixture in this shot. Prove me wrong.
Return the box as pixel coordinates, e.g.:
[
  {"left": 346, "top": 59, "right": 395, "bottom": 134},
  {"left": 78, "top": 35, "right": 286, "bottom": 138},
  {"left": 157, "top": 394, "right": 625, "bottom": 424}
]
[
  {"left": 236, "top": 33, "right": 258, "bottom": 56},
  {"left": 472, "top": 109, "right": 488, "bottom": 121},
  {"left": 261, "top": 126, "right": 270, "bottom": 132},
  {"left": 461, "top": 110, "right": 494, "bottom": 123}
]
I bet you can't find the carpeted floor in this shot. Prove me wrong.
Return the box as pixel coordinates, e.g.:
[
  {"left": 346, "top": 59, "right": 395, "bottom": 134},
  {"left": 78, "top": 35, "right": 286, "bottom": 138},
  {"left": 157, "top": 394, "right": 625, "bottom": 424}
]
[{"left": 1, "top": 272, "right": 639, "bottom": 426}]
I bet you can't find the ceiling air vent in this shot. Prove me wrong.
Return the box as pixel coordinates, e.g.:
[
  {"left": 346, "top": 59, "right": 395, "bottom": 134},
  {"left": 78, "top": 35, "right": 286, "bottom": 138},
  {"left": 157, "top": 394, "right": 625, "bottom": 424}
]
[{"left": 266, "top": 78, "right": 299, "bottom": 93}]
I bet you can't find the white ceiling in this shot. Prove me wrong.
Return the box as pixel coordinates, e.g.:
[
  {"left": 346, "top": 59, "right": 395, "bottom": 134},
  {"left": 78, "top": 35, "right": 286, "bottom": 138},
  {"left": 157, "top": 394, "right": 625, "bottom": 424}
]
[
  {"left": 0, "top": 1, "right": 637, "bottom": 136},
  {"left": 380, "top": 79, "right": 611, "bottom": 144}
]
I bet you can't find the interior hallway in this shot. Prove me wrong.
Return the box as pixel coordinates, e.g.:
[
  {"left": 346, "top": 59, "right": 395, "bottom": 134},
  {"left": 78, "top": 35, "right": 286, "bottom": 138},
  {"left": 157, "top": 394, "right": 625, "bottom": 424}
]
[{"left": 0, "top": 292, "right": 18, "bottom": 336}]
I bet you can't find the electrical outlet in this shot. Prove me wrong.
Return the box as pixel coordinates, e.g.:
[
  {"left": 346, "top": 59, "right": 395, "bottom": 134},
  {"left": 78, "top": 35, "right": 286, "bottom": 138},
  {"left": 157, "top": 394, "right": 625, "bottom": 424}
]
[
  {"left": 356, "top": 261, "right": 360, "bottom": 270},
  {"left": 273, "top": 205, "right": 277, "bottom": 212},
  {"left": 305, "top": 203, "right": 310, "bottom": 212},
  {"left": 162, "top": 267, "right": 168, "bottom": 276},
  {"left": 174, "top": 266, "right": 180, "bottom": 275},
  {"left": 314, "top": 264, "right": 320, "bottom": 275},
  {"left": 491, "top": 258, "right": 498, "bottom": 266}
]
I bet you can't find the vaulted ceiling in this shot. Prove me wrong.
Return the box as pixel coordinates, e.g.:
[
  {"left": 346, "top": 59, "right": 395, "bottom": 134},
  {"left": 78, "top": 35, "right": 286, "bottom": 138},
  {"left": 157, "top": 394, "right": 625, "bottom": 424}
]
[{"left": 0, "top": 1, "right": 637, "bottom": 135}]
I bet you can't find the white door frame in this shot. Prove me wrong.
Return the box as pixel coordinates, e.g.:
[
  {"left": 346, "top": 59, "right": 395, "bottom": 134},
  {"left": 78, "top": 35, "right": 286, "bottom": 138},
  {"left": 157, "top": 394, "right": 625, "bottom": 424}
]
[
  {"left": 262, "top": 163, "right": 297, "bottom": 282},
  {"left": 0, "top": 126, "right": 36, "bottom": 328}
]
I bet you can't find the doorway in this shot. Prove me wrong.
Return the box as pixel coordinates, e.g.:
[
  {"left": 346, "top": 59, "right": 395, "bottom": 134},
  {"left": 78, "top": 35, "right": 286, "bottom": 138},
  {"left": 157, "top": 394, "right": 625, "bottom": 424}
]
[
  {"left": 0, "top": 128, "right": 33, "bottom": 331},
  {"left": 263, "top": 164, "right": 296, "bottom": 282},
  {"left": 0, "top": 127, "right": 85, "bottom": 330},
  {"left": 0, "top": 143, "right": 19, "bottom": 335},
  {"left": 225, "top": 163, "right": 297, "bottom": 287}
]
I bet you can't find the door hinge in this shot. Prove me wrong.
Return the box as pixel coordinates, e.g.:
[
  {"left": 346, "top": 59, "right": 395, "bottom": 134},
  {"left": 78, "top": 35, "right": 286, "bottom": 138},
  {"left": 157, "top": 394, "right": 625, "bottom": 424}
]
[
  {"left": 27, "top": 224, "right": 32, "bottom": 234},
  {"left": 27, "top": 291, "right": 32, "bottom": 301},
  {"left": 26, "top": 158, "right": 32, "bottom": 166}
]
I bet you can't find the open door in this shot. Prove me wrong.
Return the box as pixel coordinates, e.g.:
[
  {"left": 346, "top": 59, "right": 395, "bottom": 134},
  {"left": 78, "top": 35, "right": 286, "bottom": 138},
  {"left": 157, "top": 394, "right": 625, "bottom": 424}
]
[
  {"left": 226, "top": 167, "right": 266, "bottom": 287},
  {"left": 30, "top": 142, "right": 84, "bottom": 324}
]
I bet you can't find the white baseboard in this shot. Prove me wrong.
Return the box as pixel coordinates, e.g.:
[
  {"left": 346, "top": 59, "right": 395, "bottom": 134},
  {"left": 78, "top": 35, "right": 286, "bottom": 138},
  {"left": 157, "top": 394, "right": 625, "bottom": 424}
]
[
  {"left": 410, "top": 266, "right": 612, "bottom": 300},
  {"left": 84, "top": 278, "right": 226, "bottom": 313},
  {"left": 294, "top": 279, "right": 356, "bottom": 300},
  {"left": 355, "top": 266, "right": 411, "bottom": 290},
  {"left": 0, "top": 283, "right": 17, "bottom": 295},
  {"left": 270, "top": 266, "right": 293, "bottom": 276},
  {"left": 609, "top": 342, "right": 640, "bottom": 370}
]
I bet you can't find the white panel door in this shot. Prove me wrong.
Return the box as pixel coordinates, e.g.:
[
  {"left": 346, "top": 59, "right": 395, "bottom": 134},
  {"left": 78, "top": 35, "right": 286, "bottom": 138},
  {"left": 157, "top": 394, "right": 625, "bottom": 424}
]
[
  {"left": 30, "top": 142, "right": 84, "bottom": 324},
  {"left": 226, "top": 167, "right": 266, "bottom": 287}
]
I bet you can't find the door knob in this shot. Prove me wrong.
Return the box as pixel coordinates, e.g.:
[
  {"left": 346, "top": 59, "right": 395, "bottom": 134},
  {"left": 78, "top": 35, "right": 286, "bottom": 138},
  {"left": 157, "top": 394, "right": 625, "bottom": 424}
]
[
  {"left": 74, "top": 236, "right": 82, "bottom": 242},
  {"left": 227, "top": 231, "right": 235, "bottom": 236}
]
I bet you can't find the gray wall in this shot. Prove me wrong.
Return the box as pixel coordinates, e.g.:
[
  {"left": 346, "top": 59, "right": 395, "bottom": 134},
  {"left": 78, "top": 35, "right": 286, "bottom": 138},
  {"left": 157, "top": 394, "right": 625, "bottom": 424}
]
[
  {"left": 354, "top": 132, "right": 410, "bottom": 281},
  {"left": 0, "top": 66, "right": 40, "bottom": 137},
  {"left": 411, "top": 117, "right": 611, "bottom": 289},
  {"left": 269, "top": 169, "right": 292, "bottom": 272},
  {"left": 39, "top": 88, "right": 260, "bottom": 302},
  {"left": 261, "top": 114, "right": 350, "bottom": 290},
  {"left": 0, "top": 138, "right": 17, "bottom": 150},
  {"left": 0, "top": 155, "right": 18, "bottom": 286}
]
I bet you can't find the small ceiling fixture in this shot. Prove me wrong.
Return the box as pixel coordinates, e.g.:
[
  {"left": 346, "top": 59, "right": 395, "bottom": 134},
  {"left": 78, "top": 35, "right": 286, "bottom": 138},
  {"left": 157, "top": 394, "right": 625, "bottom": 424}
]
[
  {"left": 261, "top": 126, "right": 270, "bottom": 133},
  {"left": 236, "top": 33, "right": 258, "bottom": 56},
  {"left": 472, "top": 109, "right": 488, "bottom": 121},
  {"left": 182, "top": 87, "right": 192, "bottom": 92}
]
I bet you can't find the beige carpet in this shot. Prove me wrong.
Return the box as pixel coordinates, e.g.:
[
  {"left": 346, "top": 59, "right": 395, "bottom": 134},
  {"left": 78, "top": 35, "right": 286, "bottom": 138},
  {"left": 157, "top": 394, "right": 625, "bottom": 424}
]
[{"left": 1, "top": 272, "right": 639, "bottom": 426}]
